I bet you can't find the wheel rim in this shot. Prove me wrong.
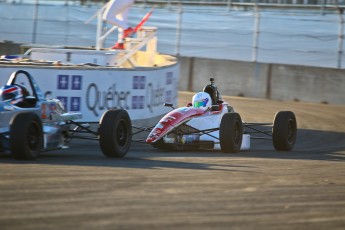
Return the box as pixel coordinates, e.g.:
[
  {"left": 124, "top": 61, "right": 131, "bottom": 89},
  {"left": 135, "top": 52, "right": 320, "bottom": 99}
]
[
  {"left": 116, "top": 120, "right": 128, "bottom": 147},
  {"left": 27, "top": 122, "right": 40, "bottom": 151},
  {"left": 286, "top": 119, "right": 295, "bottom": 143}
]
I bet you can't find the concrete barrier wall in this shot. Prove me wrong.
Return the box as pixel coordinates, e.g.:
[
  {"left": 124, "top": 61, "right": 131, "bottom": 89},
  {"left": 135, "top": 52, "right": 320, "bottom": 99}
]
[
  {"left": 0, "top": 41, "right": 21, "bottom": 56},
  {"left": 179, "top": 57, "right": 345, "bottom": 105},
  {"left": 270, "top": 64, "right": 345, "bottom": 104},
  {"left": 1, "top": 42, "right": 344, "bottom": 105}
]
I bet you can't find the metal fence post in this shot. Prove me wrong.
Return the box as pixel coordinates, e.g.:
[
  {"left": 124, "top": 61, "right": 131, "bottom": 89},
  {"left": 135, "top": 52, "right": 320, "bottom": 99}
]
[
  {"left": 320, "top": 0, "right": 325, "bottom": 15},
  {"left": 227, "top": 0, "right": 232, "bottom": 12},
  {"left": 96, "top": 10, "right": 103, "bottom": 50},
  {"left": 32, "top": 0, "right": 39, "bottom": 44},
  {"left": 175, "top": 3, "right": 183, "bottom": 56},
  {"left": 337, "top": 8, "right": 344, "bottom": 68},
  {"left": 252, "top": 5, "right": 261, "bottom": 62}
]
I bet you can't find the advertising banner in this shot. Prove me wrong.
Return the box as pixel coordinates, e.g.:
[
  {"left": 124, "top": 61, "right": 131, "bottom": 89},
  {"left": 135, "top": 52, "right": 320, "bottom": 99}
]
[{"left": 0, "top": 65, "right": 179, "bottom": 122}]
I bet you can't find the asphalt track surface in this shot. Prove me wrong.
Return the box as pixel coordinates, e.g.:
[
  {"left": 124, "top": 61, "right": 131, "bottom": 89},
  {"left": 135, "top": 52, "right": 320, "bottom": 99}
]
[{"left": 1, "top": 92, "right": 345, "bottom": 230}]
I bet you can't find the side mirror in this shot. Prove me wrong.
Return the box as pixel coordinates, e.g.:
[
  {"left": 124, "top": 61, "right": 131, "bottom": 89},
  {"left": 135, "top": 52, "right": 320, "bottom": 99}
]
[{"left": 163, "top": 102, "right": 175, "bottom": 109}]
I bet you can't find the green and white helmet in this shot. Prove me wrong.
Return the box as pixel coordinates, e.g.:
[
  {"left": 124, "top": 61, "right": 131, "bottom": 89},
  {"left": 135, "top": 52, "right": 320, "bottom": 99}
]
[{"left": 192, "top": 92, "right": 212, "bottom": 111}]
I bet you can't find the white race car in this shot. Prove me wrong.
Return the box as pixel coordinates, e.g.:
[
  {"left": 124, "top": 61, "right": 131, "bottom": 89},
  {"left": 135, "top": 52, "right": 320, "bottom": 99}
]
[{"left": 132, "top": 78, "right": 297, "bottom": 153}]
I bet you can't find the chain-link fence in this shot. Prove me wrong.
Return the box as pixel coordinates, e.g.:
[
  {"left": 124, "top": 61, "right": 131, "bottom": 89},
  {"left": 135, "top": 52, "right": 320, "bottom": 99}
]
[{"left": 1, "top": 0, "right": 345, "bottom": 68}]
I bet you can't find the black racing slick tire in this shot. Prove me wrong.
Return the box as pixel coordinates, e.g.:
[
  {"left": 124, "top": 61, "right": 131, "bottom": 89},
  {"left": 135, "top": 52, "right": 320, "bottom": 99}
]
[
  {"left": 99, "top": 109, "right": 132, "bottom": 158},
  {"left": 220, "top": 112, "right": 243, "bottom": 153},
  {"left": 10, "top": 112, "right": 43, "bottom": 160},
  {"left": 272, "top": 111, "right": 297, "bottom": 151}
]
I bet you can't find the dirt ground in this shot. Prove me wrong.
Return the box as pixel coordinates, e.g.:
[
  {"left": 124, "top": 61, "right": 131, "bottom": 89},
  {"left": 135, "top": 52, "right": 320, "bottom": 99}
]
[{"left": 0, "top": 93, "right": 344, "bottom": 230}]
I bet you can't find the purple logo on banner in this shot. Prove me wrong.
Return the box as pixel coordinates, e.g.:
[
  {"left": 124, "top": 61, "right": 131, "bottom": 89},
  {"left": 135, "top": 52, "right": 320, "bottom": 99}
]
[
  {"left": 139, "top": 96, "right": 144, "bottom": 109},
  {"left": 72, "top": 75, "right": 82, "bottom": 90},
  {"left": 166, "top": 90, "right": 172, "bottom": 103},
  {"left": 133, "top": 76, "right": 146, "bottom": 89},
  {"left": 57, "top": 75, "right": 69, "bottom": 89},
  {"left": 140, "top": 76, "right": 146, "bottom": 89},
  {"left": 70, "top": 97, "right": 81, "bottom": 111},
  {"left": 133, "top": 76, "right": 139, "bottom": 89},
  {"left": 132, "top": 96, "right": 138, "bottom": 109},
  {"left": 57, "top": 96, "right": 68, "bottom": 109},
  {"left": 132, "top": 96, "right": 145, "bottom": 109},
  {"left": 166, "top": 72, "right": 173, "bottom": 85}
]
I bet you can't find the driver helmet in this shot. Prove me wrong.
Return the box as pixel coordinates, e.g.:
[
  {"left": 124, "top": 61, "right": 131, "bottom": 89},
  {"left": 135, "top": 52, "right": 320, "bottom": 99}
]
[
  {"left": 0, "top": 84, "right": 29, "bottom": 105},
  {"left": 192, "top": 92, "right": 212, "bottom": 111}
]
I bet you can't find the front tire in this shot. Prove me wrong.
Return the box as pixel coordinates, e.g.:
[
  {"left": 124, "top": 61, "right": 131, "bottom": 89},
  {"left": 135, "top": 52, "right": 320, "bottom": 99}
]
[
  {"left": 99, "top": 109, "right": 132, "bottom": 158},
  {"left": 220, "top": 113, "right": 243, "bottom": 153},
  {"left": 10, "top": 112, "right": 43, "bottom": 160},
  {"left": 272, "top": 111, "right": 297, "bottom": 151}
]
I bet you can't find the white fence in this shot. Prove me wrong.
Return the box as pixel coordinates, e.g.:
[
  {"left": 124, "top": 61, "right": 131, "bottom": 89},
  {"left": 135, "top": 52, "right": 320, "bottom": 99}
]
[{"left": 1, "top": 1, "right": 345, "bottom": 68}]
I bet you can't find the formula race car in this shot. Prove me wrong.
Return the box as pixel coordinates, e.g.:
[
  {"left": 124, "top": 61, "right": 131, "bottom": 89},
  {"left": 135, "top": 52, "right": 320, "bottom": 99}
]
[
  {"left": 0, "top": 70, "right": 131, "bottom": 160},
  {"left": 131, "top": 78, "right": 297, "bottom": 153}
]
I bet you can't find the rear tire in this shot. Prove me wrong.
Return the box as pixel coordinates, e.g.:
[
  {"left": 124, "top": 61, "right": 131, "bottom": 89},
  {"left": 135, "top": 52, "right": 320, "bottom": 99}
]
[
  {"left": 10, "top": 112, "right": 43, "bottom": 160},
  {"left": 220, "top": 113, "right": 243, "bottom": 153},
  {"left": 272, "top": 111, "right": 297, "bottom": 151},
  {"left": 99, "top": 109, "right": 132, "bottom": 158}
]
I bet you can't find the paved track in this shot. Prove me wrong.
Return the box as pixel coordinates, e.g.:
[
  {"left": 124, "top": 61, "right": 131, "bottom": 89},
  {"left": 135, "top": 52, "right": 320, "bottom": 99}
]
[{"left": 1, "top": 92, "right": 345, "bottom": 230}]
